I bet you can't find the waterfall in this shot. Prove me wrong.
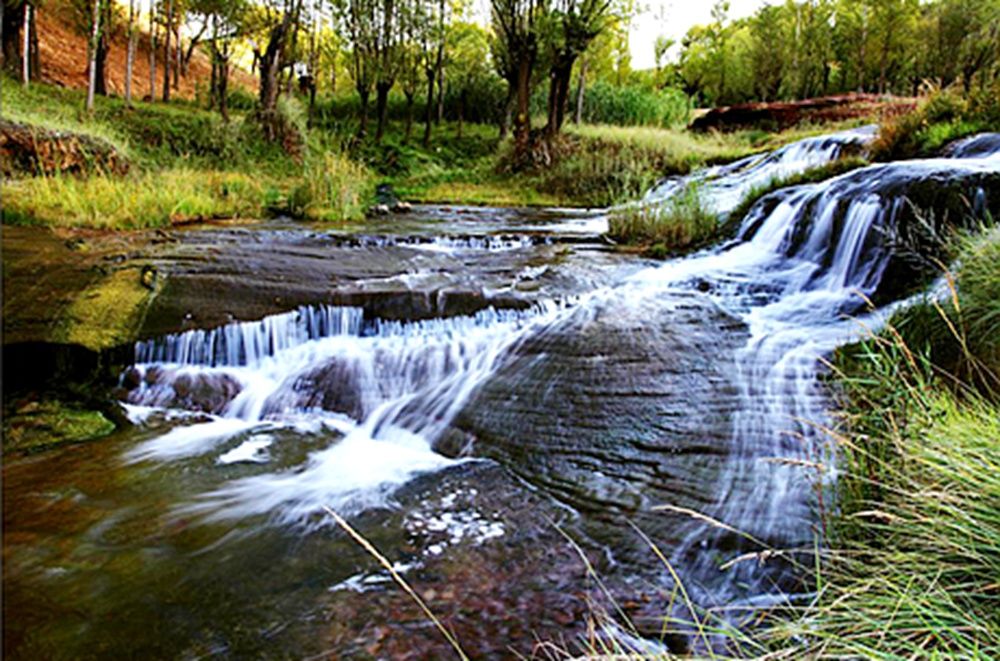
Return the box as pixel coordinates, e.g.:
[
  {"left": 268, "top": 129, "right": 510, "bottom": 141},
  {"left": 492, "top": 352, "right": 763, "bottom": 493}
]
[
  {"left": 642, "top": 125, "right": 876, "bottom": 217},
  {"left": 627, "top": 141, "right": 1000, "bottom": 605},
  {"left": 120, "top": 131, "right": 999, "bottom": 615}
]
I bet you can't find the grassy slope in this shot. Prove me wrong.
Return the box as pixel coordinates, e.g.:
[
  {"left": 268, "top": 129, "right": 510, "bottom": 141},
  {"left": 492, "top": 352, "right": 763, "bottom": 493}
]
[{"left": 1, "top": 81, "right": 372, "bottom": 228}]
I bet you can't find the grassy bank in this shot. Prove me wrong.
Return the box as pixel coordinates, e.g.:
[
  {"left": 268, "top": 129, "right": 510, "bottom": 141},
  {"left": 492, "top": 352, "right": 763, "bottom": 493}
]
[
  {"left": 764, "top": 227, "right": 1000, "bottom": 657},
  {"left": 1, "top": 80, "right": 374, "bottom": 229}
]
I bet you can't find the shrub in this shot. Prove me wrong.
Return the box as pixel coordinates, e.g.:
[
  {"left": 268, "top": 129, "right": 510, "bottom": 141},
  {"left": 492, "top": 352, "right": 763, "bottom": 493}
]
[
  {"left": 870, "top": 88, "right": 996, "bottom": 162},
  {"left": 580, "top": 82, "right": 692, "bottom": 128},
  {"left": 607, "top": 183, "right": 717, "bottom": 253}
]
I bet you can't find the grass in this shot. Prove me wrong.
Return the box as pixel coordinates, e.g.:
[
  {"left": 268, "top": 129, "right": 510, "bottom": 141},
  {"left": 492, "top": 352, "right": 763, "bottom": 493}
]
[
  {"left": 607, "top": 183, "right": 718, "bottom": 256},
  {"left": 3, "top": 169, "right": 269, "bottom": 228},
  {"left": 758, "top": 227, "right": 1000, "bottom": 657},
  {"left": 1, "top": 79, "right": 374, "bottom": 228},
  {"left": 870, "top": 86, "right": 1000, "bottom": 162}
]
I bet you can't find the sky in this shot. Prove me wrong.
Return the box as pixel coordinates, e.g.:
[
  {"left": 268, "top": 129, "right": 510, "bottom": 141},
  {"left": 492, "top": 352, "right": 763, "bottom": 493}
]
[{"left": 628, "top": 0, "right": 770, "bottom": 69}]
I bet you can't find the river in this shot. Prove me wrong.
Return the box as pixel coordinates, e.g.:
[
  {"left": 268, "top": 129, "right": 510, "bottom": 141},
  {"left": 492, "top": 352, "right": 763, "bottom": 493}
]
[{"left": 4, "top": 130, "right": 999, "bottom": 658}]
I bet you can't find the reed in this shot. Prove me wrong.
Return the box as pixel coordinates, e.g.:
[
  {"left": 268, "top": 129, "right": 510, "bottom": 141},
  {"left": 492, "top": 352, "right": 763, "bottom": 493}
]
[
  {"left": 760, "top": 227, "right": 1000, "bottom": 657},
  {"left": 607, "top": 184, "right": 717, "bottom": 255}
]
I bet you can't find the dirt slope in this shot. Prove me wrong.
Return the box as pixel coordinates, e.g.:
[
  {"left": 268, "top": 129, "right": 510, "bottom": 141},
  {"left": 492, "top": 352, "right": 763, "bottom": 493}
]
[{"left": 34, "top": 3, "right": 255, "bottom": 100}]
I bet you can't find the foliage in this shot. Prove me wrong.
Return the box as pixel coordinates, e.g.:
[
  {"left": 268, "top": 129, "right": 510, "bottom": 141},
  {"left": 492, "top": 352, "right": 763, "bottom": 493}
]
[
  {"left": 578, "top": 81, "right": 691, "bottom": 128},
  {"left": 870, "top": 87, "right": 1000, "bottom": 162},
  {"left": 606, "top": 183, "right": 717, "bottom": 253},
  {"left": 675, "top": 0, "right": 1000, "bottom": 107}
]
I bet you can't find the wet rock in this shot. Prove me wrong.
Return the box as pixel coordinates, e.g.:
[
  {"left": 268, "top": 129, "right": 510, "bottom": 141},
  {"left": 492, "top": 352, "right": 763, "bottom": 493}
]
[
  {"left": 2, "top": 400, "right": 116, "bottom": 453},
  {"left": 457, "top": 292, "right": 749, "bottom": 576}
]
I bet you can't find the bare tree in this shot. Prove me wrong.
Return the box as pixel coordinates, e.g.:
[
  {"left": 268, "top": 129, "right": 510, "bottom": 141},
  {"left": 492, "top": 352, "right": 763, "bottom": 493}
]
[
  {"left": 125, "top": 0, "right": 136, "bottom": 104},
  {"left": 86, "top": 0, "right": 102, "bottom": 110}
]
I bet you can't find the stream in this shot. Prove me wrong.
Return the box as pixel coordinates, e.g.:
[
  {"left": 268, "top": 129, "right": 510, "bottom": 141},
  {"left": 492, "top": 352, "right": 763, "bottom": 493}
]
[{"left": 4, "top": 129, "right": 1000, "bottom": 658}]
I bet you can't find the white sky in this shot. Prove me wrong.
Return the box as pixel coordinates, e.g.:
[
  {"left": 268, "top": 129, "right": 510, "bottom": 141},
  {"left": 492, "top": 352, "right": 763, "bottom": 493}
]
[{"left": 629, "top": 0, "right": 770, "bottom": 69}]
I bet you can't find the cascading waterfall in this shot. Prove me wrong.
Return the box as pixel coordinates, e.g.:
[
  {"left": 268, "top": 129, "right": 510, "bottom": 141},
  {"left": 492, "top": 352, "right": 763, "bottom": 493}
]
[
  {"left": 120, "top": 131, "right": 999, "bottom": 626},
  {"left": 642, "top": 125, "right": 876, "bottom": 216},
  {"left": 628, "top": 141, "right": 1000, "bottom": 606},
  {"left": 125, "top": 301, "right": 567, "bottom": 524}
]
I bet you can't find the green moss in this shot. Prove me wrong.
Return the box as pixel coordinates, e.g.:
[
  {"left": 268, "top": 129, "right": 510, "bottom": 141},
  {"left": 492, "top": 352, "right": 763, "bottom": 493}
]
[
  {"left": 55, "top": 267, "right": 157, "bottom": 351},
  {"left": 3, "top": 401, "right": 116, "bottom": 453}
]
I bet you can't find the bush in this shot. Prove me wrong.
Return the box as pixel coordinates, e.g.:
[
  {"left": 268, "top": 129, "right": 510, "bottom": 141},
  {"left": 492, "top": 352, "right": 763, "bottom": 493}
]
[
  {"left": 870, "top": 88, "right": 997, "bottom": 162},
  {"left": 580, "top": 82, "right": 692, "bottom": 128},
  {"left": 607, "top": 183, "right": 717, "bottom": 253}
]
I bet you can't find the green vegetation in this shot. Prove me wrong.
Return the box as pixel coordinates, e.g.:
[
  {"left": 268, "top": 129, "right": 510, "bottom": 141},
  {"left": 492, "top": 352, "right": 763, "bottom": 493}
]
[
  {"left": 607, "top": 184, "right": 717, "bottom": 256},
  {"left": 3, "top": 401, "right": 116, "bottom": 453},
  {"left": 1, "top": 80, "right": 374, "bottom": 229},
  {"left": 870, "top": 86, "right": 1000, "bottom": 162},
  {"left": 673, "top": 0, "right": 1000, "bottom": 108},
  {"left": 55, "top": 267, "right": 158, "bottom": 351},
  {"left": 760, "top": 228, "right": 1000, "bottom": 657}
]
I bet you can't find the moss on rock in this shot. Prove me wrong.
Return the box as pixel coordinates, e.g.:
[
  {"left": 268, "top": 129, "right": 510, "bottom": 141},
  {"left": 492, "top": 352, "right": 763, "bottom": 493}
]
[
  {"left": 3, "top": 401, "right": 116, "bottom": 453},
  {"left": 55, "top": 267, "right": 159, "bottom": 351}
]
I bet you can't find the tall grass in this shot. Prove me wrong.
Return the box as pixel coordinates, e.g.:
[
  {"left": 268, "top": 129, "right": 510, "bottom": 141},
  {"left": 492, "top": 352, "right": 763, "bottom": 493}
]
[
  {"left": 607, "top": 184, "right": 717, "bottom": 255},
  {"left": 1, "top": 170, "right": 268, "bottom": 228},
  {"left": 762, "top": 227, "right": 1000, "bottom": 658},
  {"left": 580, "top": 82, "right": 693, "bottom": 129},
  {"left": 870, "top": 85, "right": 1000, "bottom": 162}
]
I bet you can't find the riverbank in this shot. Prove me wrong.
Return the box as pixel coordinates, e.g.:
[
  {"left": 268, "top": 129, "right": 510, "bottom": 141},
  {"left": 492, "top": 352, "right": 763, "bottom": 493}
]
[
  {"left": 760, "top": 227, "right": 1000, "bottom": 657},
  {"left": 2, "top": 78, "right": 889, "bottom": 231}
]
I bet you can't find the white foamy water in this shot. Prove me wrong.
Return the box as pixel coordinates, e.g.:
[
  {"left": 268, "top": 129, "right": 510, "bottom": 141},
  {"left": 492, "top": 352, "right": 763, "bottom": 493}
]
[
  {"left": 122, "top": 132, "right": 999, "bottom": 610},
  {"left": 126, "top": 302, "right": 567, "bottom": 524}
]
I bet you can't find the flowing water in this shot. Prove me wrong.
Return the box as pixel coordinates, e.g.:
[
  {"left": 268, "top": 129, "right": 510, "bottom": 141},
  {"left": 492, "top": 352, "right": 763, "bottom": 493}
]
[{"left": 4, "top": 131, "right": 999, "bottom": 658}]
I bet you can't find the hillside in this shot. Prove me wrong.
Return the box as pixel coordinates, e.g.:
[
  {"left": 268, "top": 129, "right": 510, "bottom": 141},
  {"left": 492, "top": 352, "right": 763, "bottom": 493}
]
[{"left": 32, "top": 1, "right": 255, "bottom": 100}]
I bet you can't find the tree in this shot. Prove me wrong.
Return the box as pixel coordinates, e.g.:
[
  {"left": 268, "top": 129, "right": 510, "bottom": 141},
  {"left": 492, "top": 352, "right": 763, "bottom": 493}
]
[
  {"left": 542, "top": 0, "right": 613, "bottom": 137},
  {"left": 125, "top": 0, "right": 137, "bottom": 104},
  {"left": 2, "top": 0, "right": 25, "bottom": 75},
  {"left": 86, "top": 0, "right": 102, "bottom": 110},
  {"left": 491, "top": 0, "right": 548, "bottom": 162}
]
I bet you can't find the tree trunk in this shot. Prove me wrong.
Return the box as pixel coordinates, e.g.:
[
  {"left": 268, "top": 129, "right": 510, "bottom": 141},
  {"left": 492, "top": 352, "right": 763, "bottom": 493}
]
[
  {"left": 456, "top": 87, "right": 466, "bottom": 138},
  {"left": 357, "top": 86, "right": 370, "bottom": 138},
  {"left": 21, "top": 2, "right": 29, "bottom": 85},
  {"left": 403, "top": 92, "right": 414, "bottom": 143},
  {"left": 574, "top": 59, "right": 587, "bottom": 124},
  {"left": 125, "top": 0, "right": 136, "bottom": 104},
  {"left": 28, "top": 0, "right": 39, "bottom": 78},
  {"left": 162, "top": 0, "right": 172, "bottom": 101},
  {"left": 499, "top": 85, "right": 514, "bottom": 139},
  {"left": 94, "top": 0, "right": 110, "bottom": 96},
  {"left": 553, "top": 61, "right": 573, "bottom": 132},
  {"left": 259, "top": 9, "right": 292, "bottom": 116},
  {"left": 86, "top": 0, "right": 101, "bottom": 111},
  {"left": 148, "top": 0, "right": 157, "bottom": 100},
  {"left": 2, "top": 0, "right": 24, "bottom": 74},
  {"left": 435, "top": 63, "right": 444, "bottom": 124},
  {"left": 422, "top": 69, "right": 434, "bottom": 148},
  {"left": 218, "top": 55, "right": 229, "bottom": 123},
  {"left": 173, "top": 26, "right": 180, "bottom": 89},
  {"left": 374, "top": 81, "right": 391, "bottom": 142},
  {"left": 513, "top": 54, "right": 532, "bottom": 162}
]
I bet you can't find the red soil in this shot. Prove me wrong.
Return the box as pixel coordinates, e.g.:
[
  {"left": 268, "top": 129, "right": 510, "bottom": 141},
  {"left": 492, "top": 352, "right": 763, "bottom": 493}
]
[{"left": 33, "top": 3, "right": 255, "bottom": 100}]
